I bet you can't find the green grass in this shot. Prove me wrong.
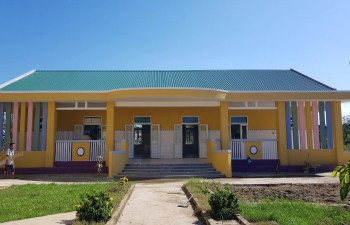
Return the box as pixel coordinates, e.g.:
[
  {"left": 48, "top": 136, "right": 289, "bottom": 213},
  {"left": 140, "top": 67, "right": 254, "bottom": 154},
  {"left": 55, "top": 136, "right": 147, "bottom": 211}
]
[
  {"left": 185, "top": 179, "right": 350, "bottom": 225},
  {"left": 0, "top": 182, "right": 131, "bottom": 223},
  {"left": 184, "top": 178, "right": 220, "bottom": 211},
  {"left": 241, "top": 199, "right": 350, "bottom": 225}
]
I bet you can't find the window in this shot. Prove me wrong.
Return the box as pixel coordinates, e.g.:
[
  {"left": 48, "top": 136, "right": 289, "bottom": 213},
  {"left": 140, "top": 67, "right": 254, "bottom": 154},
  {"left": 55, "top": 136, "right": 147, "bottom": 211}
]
[
  {"left": 230, "top": 116, "right": 248, "bottom": 139},
  {"left": 185, "top": 125, "right": 195, "bottom": 144},
  {"left": 134, "top": 117, "right": 151, "bottom": 124},
  {"left": 134, "top": 125, "right": 143, "bottom": 145},
  {"left": 84, "top": 117, "right": 102, "bottom": 125},
  {"left": 182, "top": 116, "right": 199, "bottom": 124},
  {"left": 231, "top": 116, "right": 247, "bottom": 123}
]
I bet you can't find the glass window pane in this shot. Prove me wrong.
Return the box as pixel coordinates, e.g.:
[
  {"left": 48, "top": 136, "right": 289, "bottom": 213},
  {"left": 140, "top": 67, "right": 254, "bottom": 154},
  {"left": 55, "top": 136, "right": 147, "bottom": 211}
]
[
  {"left": 242, "top": 125, "right": 247, "bottom": 139},
  {"left": 182, "top": 117, "right": 199, "bottom": 123},
  {"left": 231, "top": 124, "right": 241, "bottom": 139},
  {"left": 231, "top": 117, "right": 247, "bottom": 123},
  {"left": 134, "top": 117, "right": 151, "bottom": 124}
]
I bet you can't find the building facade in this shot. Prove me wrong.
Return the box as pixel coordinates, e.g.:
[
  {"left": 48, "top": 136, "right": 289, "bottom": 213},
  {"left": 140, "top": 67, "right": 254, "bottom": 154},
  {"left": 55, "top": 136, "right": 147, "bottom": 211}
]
[{"left": 0, "top": 69, "right": 349, "bottom": 177}]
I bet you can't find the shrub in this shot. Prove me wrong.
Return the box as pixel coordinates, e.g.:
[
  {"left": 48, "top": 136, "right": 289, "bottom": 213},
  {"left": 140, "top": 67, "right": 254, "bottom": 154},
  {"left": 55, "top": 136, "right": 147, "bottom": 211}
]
[
  {"left": 75, "top": 190, "right": 114, "bottom": 223},
  {"left": 208, "top": 186, "right": 241, "bottom": 220},
  {"left": 120, "top": 176, "right": 128, "bottom": 186},
  {"left": 333, "top": 160, "right": 350, "bottom": 201}
]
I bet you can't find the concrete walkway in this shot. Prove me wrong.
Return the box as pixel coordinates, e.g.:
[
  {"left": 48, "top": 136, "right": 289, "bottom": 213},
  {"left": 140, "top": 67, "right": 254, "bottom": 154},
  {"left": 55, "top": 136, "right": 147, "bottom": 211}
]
[
  {"left": 116, "top": 181, "right": 203, "bottom": 225},
  {"left": 0, "top": 173, "right": 338, "bottom": 225}
]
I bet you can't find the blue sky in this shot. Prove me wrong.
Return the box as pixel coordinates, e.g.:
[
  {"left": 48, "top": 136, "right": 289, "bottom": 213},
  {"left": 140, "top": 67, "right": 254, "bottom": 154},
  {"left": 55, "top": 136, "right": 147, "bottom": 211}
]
[{"left": 0, "top": 1, "right": 349, "bottom": 114}]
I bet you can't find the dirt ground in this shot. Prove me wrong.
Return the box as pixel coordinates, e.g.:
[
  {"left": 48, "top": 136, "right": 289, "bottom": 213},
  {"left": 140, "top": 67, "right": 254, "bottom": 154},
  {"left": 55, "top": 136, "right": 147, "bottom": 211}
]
[{"left": 230, "top": 183, "right": 350, "bottom": 204}]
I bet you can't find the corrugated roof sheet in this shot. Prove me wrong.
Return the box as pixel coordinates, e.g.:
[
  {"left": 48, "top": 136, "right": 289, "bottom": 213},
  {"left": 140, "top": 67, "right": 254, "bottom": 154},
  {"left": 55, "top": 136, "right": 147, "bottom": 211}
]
[{"left": 0, "top": 69, "right": 336, "bottom": 92}]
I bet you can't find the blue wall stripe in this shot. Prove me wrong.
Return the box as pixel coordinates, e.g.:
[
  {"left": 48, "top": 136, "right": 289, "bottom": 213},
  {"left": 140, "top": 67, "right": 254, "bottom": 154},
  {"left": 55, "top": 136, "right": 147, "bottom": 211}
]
[
  {"left": 291, "top": 102, "right": 299, "bottom": 149},
  {"left": 318, "top": 102, "right": 327, "bottom": 149},
  {"left": 325, "top": 102, "right": 333, "bottom": 149},
  {"left": 0, "top": 103, "right": 4, "bottom": 150},
  {"left": 285, "top": 102, "right": 292, "bottom": 149},
  {"left": 40, "top": 103, "right": 48, "bottom": 151}
]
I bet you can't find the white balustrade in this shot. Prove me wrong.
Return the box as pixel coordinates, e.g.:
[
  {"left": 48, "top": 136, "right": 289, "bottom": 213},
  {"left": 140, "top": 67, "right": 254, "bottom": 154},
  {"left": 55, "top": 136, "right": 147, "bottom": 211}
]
[
  {"left": 55, "top": 141, "right": 72, "bottom": 161},
  {"left": 262, "top": 139, "right": 278, "bottom": 159},
  {"left": 90, "top": 140, "right": 106, "bottom": 161},
  {"left": 230, "top": 139, "right": 278, "bottom": 159},
  {"left": 231, "top": 140, "right": 246, "bottom": 159}
]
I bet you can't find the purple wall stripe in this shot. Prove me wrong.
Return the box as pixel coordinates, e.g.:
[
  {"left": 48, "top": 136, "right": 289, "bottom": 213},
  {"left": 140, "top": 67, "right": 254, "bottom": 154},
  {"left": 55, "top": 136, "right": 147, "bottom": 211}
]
[{"left": 12, "top": 102, "right": 19, "bottom": 146}]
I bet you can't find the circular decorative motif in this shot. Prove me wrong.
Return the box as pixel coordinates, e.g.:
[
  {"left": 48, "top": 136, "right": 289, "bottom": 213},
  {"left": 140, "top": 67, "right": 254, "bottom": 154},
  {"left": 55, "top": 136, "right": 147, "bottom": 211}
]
[
  {"left": 77, "top": 147, "right": 85, "bottom": 156},
  {"left": 250, "top": 146, "right": 258, "bottom": 155}
]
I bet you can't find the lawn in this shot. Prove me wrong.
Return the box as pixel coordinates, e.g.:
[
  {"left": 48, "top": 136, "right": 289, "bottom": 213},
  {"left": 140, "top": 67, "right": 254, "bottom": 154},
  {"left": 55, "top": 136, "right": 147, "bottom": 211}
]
[
  {"left": 185, "top": 179, "right": 350, "bottom": 225},
  {"left": 0, "top": 181, "right": 131, "bottom": 223}
]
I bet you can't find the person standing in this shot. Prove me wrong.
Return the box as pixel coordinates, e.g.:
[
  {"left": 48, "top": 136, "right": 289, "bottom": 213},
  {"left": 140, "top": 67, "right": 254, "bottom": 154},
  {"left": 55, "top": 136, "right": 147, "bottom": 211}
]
[{"left": 3, "top": 142, "right": 16, "bottom": 179}]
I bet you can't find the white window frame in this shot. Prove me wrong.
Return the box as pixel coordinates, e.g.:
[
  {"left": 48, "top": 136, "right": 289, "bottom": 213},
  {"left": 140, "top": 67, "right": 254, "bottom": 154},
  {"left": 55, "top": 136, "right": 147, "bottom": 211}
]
[
  {"left": 133, "top": 116, "right": 151, "bottom": 124},
  {"left": 83, "top": 116, "right": 102, "bottom": 125},
  {"left": 230, "top": 116, "right": 248, "bottom": 139},
  {"left": 181, "top": 116, "right": 199, "bottom": 124}
]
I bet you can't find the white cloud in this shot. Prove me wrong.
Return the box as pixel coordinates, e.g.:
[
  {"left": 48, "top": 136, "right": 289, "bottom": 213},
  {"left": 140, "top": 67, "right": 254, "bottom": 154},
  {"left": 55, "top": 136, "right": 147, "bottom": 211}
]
[{"left": 342, "top": 103, "right": 350, "bottom": 117}]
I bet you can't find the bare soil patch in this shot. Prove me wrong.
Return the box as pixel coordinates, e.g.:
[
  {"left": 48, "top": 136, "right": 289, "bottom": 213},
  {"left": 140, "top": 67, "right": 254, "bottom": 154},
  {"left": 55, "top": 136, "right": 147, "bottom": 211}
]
[{"left": 230, "top": 183, "right": 350, "bottom": 204}]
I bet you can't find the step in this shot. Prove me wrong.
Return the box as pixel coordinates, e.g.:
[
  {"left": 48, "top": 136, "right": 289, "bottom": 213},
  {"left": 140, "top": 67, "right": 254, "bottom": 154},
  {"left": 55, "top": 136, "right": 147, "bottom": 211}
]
[
  {"left": 118, "top": 171, "right": 222, "bottom": 176},
  {"left": 124, "top": 163, "right": 213, "bottom": 167},
  {"left": 122, "top": 168, "right": 218, "bottom": 172},
  {"left": 115, "top": 174, "right": 225, "bottom": 180}
]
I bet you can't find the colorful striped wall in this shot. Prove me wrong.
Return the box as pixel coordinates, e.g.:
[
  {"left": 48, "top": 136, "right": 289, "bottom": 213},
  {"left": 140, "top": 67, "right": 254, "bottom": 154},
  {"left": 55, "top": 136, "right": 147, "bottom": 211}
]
[
  {"left": 1, "top": 102, "right": 48, "bottom": 151},
  {"left": 285, "top": 101, "right": 333, "bottom": 150}
]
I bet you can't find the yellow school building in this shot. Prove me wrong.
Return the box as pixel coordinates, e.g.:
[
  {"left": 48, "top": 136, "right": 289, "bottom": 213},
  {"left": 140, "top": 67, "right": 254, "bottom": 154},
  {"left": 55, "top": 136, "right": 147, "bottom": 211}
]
[{"left": 0, "top": 69, "right": 349, "bottom": 178}]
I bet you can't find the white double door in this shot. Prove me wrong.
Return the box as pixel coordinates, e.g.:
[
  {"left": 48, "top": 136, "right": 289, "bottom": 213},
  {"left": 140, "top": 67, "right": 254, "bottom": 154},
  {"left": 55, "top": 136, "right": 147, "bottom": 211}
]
[
  {"left": 125, "top": 124, "right": 160, "bottom": 159},
  {"left": 174, "top": 124, "right": 208, "bottom": 158}
]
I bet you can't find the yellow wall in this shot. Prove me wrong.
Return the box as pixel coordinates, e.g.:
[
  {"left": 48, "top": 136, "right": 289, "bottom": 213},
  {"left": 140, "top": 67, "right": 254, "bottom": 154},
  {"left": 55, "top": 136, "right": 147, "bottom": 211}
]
[
  {"left": 287, "top": 150, "right": 337, "bottom": 165},
  {"left": 57, "top": 107, "right": 277, "bottom": 130},
  {"left": 57, "top": 110, "right": 106, "bottom": 130},
  {"left": 229, "top": 110, "right": 276, "bottom": 130},
  {"left": 114, "top": 107, "right": 220, "bottom": 130},
  {"left": 108, "top": 141, "right": 128, "bottom": 178},
  {"left": 0, "top": 151, "right": 46, "bottom": 168},
  {"left": 71, "top": 142, "right": 90, "bottom": 161},
  {"left": 212, "top": 150, "right": 232, "bottom": 177},
  {"left": 244, "top": 141, "right": 262, "bottom": 159}
]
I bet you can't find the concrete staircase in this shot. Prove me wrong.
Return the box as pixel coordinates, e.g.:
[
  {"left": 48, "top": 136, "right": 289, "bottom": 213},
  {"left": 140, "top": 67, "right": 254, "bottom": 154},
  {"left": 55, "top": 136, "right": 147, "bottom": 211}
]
[{"left": 115, "top": 163, "right": 226, "bottom": 180}]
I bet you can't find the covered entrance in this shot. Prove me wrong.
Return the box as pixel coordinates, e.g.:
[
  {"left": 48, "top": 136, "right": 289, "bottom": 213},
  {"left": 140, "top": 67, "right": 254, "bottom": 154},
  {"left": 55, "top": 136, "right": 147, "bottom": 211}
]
[
  {"left": 182, "top": 124, "right": 199, "bottom": 158},
  {"left": 174, "top": 116, "right": 208, "bottom": 159},
  {"left": 125, "top": 116, "right": 160, "bottom": 159}
]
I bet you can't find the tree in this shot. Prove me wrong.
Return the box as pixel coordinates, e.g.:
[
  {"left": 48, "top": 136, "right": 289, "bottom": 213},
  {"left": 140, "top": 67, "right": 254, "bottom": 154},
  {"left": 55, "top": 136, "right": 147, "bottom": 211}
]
[
  {"left": 342, "top": 115, "right": 350, "bottom": 146},
  {"left": 333, "top": 160, "right": 350, "bottom": 201}
]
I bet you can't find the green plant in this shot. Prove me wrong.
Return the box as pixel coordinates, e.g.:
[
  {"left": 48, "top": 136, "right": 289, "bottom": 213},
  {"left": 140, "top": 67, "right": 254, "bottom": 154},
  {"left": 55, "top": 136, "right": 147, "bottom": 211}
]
[
  {"left": 119, "top": 176, "right": 128, "bottom": 186},
  {"left": 75, "top": 190, "right": 114, "bottom": 223},
  {"left": 208, "top": 186, "right": 241, "bottom": 220},
  {"left": 332, "top": 160, "right": 350, "bottom": 201},
  {"left": 95, "top": 156, "right": 103, "bottom": 174}
]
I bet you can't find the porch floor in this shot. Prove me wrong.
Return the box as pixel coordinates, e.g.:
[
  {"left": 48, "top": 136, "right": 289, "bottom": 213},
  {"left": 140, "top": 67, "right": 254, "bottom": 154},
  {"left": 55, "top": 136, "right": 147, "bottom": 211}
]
[{"left": 127, "top": 158, "right": 208, "bottom": 164}]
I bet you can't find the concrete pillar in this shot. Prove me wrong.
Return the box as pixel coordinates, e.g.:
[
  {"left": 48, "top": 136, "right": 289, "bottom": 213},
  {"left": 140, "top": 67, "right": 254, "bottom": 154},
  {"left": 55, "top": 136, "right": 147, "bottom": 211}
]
[
  {"left": 45, "top": 102, "right": 56, "bottom": 167},
  {"left": 276, "top": 102, "right": 288, "bottom": 165},
  {"left": 106, "top": 102, "right": 115, "bottom": 167},
  {"left": 219, "top": 101, "right": 229, "bottom": 150}
]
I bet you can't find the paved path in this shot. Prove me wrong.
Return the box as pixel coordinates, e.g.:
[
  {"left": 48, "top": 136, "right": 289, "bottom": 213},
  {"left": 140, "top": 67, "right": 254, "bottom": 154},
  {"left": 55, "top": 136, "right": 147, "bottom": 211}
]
[
  {"left": 0, "top": 212, "right": 76, "bottom": 225},
  {"left": 116, "top": 181, "right": 203, "bottom": 225}
]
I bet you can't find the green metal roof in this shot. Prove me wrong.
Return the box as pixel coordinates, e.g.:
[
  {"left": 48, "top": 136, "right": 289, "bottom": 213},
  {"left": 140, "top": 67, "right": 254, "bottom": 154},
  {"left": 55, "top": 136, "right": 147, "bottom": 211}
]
[{"left": 0, "top": 69, "right": 336, "bottom": 92}]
